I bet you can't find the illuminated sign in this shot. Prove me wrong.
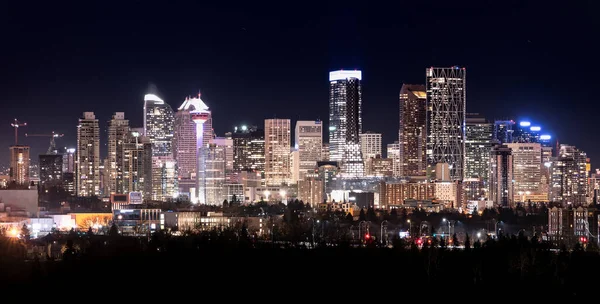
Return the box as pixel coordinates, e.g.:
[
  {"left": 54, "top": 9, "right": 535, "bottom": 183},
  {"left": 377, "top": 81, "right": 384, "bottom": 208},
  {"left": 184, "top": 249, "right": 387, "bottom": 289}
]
[
  {"left": 530, "top": 126, "right": 541, "bottom": 132},
  {"left": 329, "top": 70, "right": 362, "bottom": 81},
  {"left": 519, "top": 121, "right": 531, "bottom": 127},
  {"left": 540, "top": 135, "right": 551, "bottom": 140}
]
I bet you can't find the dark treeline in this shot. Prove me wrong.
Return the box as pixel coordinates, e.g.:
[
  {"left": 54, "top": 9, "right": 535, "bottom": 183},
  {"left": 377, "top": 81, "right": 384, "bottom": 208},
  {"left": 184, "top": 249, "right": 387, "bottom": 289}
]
[{"left": 0, "top": 231, "right": 597, "bottom": 299}]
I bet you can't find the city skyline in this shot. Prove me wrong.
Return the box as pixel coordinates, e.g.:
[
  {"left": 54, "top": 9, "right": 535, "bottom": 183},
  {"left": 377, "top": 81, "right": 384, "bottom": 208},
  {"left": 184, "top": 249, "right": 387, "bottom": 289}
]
[{"left": 2, "top": 2, "right": 599, "bottom": 167}]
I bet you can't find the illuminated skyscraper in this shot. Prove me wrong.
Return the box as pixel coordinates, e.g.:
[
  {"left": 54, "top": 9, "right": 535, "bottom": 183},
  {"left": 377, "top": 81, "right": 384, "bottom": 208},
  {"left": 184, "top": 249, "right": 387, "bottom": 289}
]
[
  {"left": 328, "top": 70, "right": 364, "bottom": 177},
  {"left": 360, "top": 132, "right": 382, "bottom": 160},
  {"left": 493, "top": 120, "right": 515, "bottom": 144},
  {"left": 76, "top": 112, "right": 100, "bottom": 197},
  {"left": 426, "top": 67, "right": 466, "bottom": 181},
  {"left": 143, "top": 93, "right": 177, "bottom": 201},
  {"left": 295, "top": 120, "right": 323, "bottom": 180},
  {"left": 122, "top": 130, "right": 152, "bottom": 198},
  {"left": 205, "top": 142, "right": 226, "bottom": 204},
  {"left": 39, "top": 154, "right": 62, "bottom": 187},
  {"left": 399, "top": 84, "right": 427, "bottom": 176},
  {"left": 387, "top": 141, "right": 400, "bottom": 177},
  {"left": 9, "top": 145, "right": 30, "bottom": 185},
  {"left": 513, "top": 121, "right": 541, "bottom": 143},
  {"left": 464, "top": 113, "right": 493, "bottom": 181},
  {"left": 107, "top": 112, "right": 129, "bottom": 194},
  {"left": 265, "top": 119, "right": 291, "bottom": 186},
  {"left": 176, "top": 94, "right": 212, "bottom": 204},
  {"left": 550, "top": 144, "right": 588, "bottom": 205},
  {"left": 232, "top": 125, "right": 265, "bottom": 173},
  {"left": 506, "top": 142, "right": 543, "bottom": 202}
]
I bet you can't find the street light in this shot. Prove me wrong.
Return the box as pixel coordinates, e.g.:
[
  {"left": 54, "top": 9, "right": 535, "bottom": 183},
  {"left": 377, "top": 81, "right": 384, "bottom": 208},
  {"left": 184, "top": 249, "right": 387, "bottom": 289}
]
[{"left": 407, "top": 219, "right": 412, "bottom": 237}]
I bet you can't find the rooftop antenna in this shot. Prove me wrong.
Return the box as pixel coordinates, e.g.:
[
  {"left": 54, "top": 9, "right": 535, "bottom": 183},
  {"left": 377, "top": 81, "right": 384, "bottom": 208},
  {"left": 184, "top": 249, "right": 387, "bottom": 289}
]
[{"left": 10, "top": 118, "right": 27, "bottom": 145}]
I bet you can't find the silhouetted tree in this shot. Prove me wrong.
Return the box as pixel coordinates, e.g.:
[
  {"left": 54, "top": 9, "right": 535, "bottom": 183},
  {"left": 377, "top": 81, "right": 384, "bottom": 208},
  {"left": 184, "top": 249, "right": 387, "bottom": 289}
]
[
  {"left": 223, "top": 200, "right": 229, "bottom": 208},
  {"left": 464, "top": 234, "right": 471, "bottom": 250},
  {"left": 109, "top": 223, "right": 119, "bottom": 237},
  {"left": 358, "top": 209, "right": 366, "bottom": 221},
  {"left": 20, "top": 224, "right": 30, "bottom": 241},
  {"left": 389, "top": 208, "right": 398, "bottom": 223},
  {"left": 87, "top": 227, "right": 94, "bottom": 236},
  {"left": 345, "top": 213, "right": 354, "bottom": 223},
  {"left": 366, "top": 207, "right": 377, "bottom": 222},
  {"left": 452, "top": 233, "right": 459, "bottom": 247}
]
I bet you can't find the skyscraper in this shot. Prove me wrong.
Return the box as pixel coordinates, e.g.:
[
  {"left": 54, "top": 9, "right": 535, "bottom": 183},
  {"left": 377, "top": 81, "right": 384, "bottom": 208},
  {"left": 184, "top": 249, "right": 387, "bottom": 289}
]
[
  {"left": 265, "top": 119, "right": 291, "bottom": 186},
  {"left": 232, "top": 125, "right": 265, "bottom": 173},
  {"left": 399, "top": 84, "right": 427, "bottom": 177},
  {"left": 122, "top": 130, "right": 152, "bottom": 198},
  {"left": 205, "top": 142, "right": 226, "bottom": 205},
  {"left": 76, "top": 112, "right": 100, "bottom": 197},
  {"left": 493, "top": 120, "right": 515, "bottom": 144},
  {"left": 9, "top": 145, "right": 30, "bottom": 185},
  {"left": 489, "top": 144, "right": 513, "bottom": 208},
  {"left": 360, "top": 132, "right": 382, "bottom": 160},
  {"left": 550, "top": 144, "right": 588, "bottom": 205},
  {"left": 328, "top": 70, "right": 364, "bottom": 177},
  {"left": 387, "top": 141, "right": 400, "bottom": 177},
  {"left": 464, "top": 113, "right": 493, "bottom": 181},
  {"left": 295, "top": 120, "right": 323, "bottom": 180},
  {"left": 506, "top": 142, "right": 543, "bottom": 202},
  {"left": 426, "top": 67, "right": 466, "bottom": 180},
  {"left": 39, "top": 154, "right": 62, "bottom": 187},
  {"left": 107, "top": 112, "right": 129, "bottom": 194},
  {"left": 143, "top": 93, "right": 177, "bottom": 201},
  {"left": 175, "top": 94, "right": 212, "bottom": 204}
]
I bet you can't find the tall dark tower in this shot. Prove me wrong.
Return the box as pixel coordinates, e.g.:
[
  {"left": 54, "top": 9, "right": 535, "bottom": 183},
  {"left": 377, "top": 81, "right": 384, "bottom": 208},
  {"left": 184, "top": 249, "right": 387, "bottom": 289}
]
[{"left": 399, "top": 84, "right": 427, "bottom": 177}]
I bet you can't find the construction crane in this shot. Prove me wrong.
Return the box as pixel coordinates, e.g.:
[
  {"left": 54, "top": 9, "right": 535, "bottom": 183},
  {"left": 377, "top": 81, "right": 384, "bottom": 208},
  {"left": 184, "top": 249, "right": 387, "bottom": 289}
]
[
  {"left": 10, "top": 118, "right": 27, "bottom": 145},
  {"left": 25, "top": 131, "right": 64, "bottom": 154}
]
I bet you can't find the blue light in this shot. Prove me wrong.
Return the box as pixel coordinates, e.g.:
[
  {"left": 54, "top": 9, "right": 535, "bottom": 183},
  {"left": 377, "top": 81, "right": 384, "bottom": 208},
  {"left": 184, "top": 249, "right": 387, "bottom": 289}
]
[
  {"left": 519, "top": 121, "right": 531, "bottom": 127},
  {"left": 540, "top": 135, "right": 551, "bottom": 140},
  {"left": 530, "top": 126, "right": 541, "bottom": 132}
]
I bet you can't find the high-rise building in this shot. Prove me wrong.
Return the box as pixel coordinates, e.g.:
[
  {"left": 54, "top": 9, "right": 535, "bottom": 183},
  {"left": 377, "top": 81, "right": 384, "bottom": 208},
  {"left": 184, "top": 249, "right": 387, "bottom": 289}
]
[
  {"left": 212, "top": 137, "right": 234, "bottom": 172},
  {"left": 107, "top": 112, "right": 129, "bottom": 194},
  {"left": 387, "top": 141, "right": 400, "bottom": 177},
  {"left": 550, "top": 144, "right": 588, "bottom": 205},
  {"left": 205, "top": 142, "right": 226, "bottom": 205},
  {"left": 513, "top": 121, "right": 541, "bottom": 143},
  {"left": 360, "top": 132, "right": 382, "bottom": 160},
  {"left": 62, "top": 148, "right": 76, "bottom": 174},
  {"left": 143, "top": 93, "right": 177, "bottom": 201},
  {"left": 426, "top": 67, "right": 466, "bottom": 180},
  {"left": 506, "top": 143, "right": 543, "bottom": 202},
  {"left": 298, "top": 175, "right": 324, "bottom": 207},
  {"left": 265, "top": 119, "right": 291, "bottom": 186},
  {"left": 122, "top": 130, "right": 152, "bottom": 198},
  {"left": 175, "top": 94, "right": 213, "bottom": 204},
  {"left": 232, "top": 125, "right": 265, "bottom": 173},
  {"left": 464, "top": 114, "right": 493, "bottom": 182},
  {"left": 295, "top": 120, "right": 323, "bottom": 180},
  {"left": 328, "top": 70, "right": 364, "bottom": 177},
  {"left": 489, "top": 144, "right": 513, "bottom": 208},
  {"left": 321, "top": 143, "right": 330, "bottom": 162},
  {"left": 399, "top": 84, "right": 427, "bottom": 177},
  {"left": 76, "top": 112, "right": 100, "bottom": 197},
  {"left": 174, "top": 94, "right": 214, "bottom": 199},
  {"left": 493, "top": 120, "right": 515, "bottom": 144},
  {"left": 39, "top": 154, "right": 62, "bottom": 187},
  {"left": 9, "top": 145, "right": 30, "bottom": 185}
]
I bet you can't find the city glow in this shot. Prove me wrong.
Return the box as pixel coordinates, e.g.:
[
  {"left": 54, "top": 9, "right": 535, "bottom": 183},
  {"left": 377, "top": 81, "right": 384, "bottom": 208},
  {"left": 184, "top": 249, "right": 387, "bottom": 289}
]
[
  {"left": 144, "top": 93, "right": 164, "bottom": 103},
  {"left": 279, "top": 190, "right": 286, "bottom": 197},
  {"left": 329, "top": 70, "right": 362, "bottom": 81},
  {"left": 540, "top": 134, "right": 551, "bottom": 140},
  {"left": 519, "top": 121, "right": 531, "bottom": 127},
  {"left": 530, "top": 126, "right": 541, "bottom": 131},
  {"left": 9, "top": 227, "right": 18, "bottom": 237},
  {"left": 241, "top": 125, "right": 247, "bottom": 131}
]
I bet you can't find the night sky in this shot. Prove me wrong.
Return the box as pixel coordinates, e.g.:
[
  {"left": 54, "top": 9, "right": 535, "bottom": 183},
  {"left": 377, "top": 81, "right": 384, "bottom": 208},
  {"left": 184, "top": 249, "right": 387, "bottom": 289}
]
[{"left": 1, "top": 1, "right": 599, "bottom": 168}]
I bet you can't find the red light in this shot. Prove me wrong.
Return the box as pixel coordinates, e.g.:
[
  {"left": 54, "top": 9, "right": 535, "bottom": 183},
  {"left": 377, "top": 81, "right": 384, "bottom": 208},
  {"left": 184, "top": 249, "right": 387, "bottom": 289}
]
[
  {"left": 417, "top": 239, "right": 422, "bottom": 244},
  {"left": 365, "top": 234, "right": 370, "bottom": 239}
]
